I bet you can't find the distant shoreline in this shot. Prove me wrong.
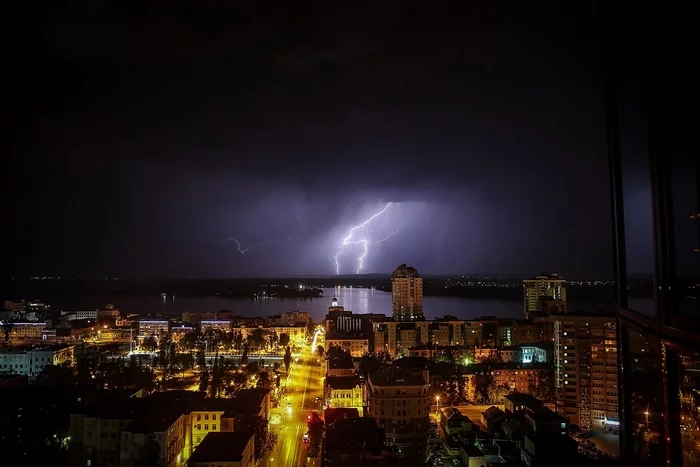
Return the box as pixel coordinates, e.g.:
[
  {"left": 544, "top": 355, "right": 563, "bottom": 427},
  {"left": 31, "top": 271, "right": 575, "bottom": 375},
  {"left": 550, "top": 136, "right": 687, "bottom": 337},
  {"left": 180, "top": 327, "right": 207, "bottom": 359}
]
[{"left": 0, "top": 277, "right": 624, "bottom": 303}]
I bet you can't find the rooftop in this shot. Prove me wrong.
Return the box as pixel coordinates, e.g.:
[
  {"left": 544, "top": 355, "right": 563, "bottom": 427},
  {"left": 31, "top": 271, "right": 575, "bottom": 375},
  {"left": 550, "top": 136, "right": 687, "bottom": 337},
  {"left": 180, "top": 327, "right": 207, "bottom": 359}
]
[
  {"left": 0, "top": 344, "right": 74, "bottom": 354},
  {"left": 461, "top": 444, "right": 486, "bottom": 458},
  {"left": 325, "top": 407, "right": 361, "bottom": 426},
  {"left": 187, "top": 432, "right": 254, "bottom": 463},
  {"left": 368, "top": 370, "right": 427, "bottom": 387},
  {"left": 482, "top": 406, "right": 506, "bottom": 420},
  {"left": 123, "top": 406, "right": 184, "bottom": 433},
  {"left": 325, "top": 331, "right": 367, "bottom": 340},
  {"left": 326, "top": 376, "right": 361, "bottom": 390},
  {"left": 440, "top": 407, "right": 465, "bottom": 420},
  {"left": 392, "top": 356, "right": 429, "bottom": 370},
  {"left": 504, "top": 392, "right": 543, "bottom": 409}
]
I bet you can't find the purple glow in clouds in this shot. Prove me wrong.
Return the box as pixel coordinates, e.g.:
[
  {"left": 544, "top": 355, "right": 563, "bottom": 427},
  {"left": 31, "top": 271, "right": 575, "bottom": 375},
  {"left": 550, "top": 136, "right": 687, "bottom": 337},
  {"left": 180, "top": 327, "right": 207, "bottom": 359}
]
[{"left": 331, "top": 202, "right": 400, "bottom": 274}]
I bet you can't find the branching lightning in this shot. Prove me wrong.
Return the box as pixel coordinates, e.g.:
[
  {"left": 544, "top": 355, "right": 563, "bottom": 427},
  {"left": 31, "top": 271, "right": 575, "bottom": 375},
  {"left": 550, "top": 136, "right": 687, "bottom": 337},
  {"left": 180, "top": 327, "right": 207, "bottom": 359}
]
[
  {"left": 331, "top": 202, "right": 400, "bottom": 274},
  {"left": 226, "top": 237, "right": 299, "bottom": 254}
]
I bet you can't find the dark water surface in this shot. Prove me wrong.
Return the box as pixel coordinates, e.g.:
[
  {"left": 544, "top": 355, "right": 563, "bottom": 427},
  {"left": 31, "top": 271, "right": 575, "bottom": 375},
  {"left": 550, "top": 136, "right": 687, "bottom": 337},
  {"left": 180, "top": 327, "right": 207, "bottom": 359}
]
[{"left": 40, "top": 286, "right": 616, "bottom": 321}]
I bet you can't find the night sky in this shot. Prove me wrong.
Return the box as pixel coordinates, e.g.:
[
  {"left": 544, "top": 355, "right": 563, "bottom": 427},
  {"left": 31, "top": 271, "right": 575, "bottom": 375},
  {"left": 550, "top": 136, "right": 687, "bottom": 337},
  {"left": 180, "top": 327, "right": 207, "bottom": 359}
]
[{"left": 9, "top": 1, "right": 617, "bottom": 279}]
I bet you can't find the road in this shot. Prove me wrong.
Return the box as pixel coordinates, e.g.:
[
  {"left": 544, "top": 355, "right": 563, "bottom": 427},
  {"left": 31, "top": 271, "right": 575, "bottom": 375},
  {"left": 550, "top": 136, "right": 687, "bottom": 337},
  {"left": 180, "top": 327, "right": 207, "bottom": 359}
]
[{"left": 264, "top": 347, "right": 324, "bottom": 467}]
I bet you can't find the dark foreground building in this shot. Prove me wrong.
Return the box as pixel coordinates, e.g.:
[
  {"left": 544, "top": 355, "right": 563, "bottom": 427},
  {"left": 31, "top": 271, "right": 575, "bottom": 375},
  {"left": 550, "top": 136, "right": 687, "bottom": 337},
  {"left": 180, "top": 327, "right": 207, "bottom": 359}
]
[{"left": 606, "top": 1, "right": 699, "bottom": 466}]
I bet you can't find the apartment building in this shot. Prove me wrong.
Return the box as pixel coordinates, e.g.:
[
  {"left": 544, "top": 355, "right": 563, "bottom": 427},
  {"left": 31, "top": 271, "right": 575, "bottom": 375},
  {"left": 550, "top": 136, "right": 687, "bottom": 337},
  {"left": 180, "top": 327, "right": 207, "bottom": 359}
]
[
  {"left": 325, "top": 331, "right": 369, "bottom": 358},
  {"left": 274, "top": 310, "right": 310, "bottom": 326},
  {"left": 366, "top": 369, "right": 431, "bottom": 461},
  {"left": 200, "top": 320, "right": 232, "bottom": 334},
  {"left": 7, "top": 322, "right": 47, "bottom": 340},
  {"left": 523, "top": 274, "right": 567, "bottom": 319},
  {"left": 392, "top": 263, "right": 424, "bottom": 321},
  {"left": 138, "top": 320, "right": 169, "bottom": 339},
  {"left": 553, "top": 313, "right": 618, "bottom": 430}
]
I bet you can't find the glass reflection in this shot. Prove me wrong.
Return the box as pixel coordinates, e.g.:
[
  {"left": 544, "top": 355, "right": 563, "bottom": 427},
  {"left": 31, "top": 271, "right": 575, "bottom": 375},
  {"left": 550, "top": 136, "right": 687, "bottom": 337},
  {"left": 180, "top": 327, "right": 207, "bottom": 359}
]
[
  {"left": 626, "top": 329, "right": 666, "bottom": 465},
  {"left": 670, "top": 152, "right": 700, "bottom": 317},
  {"left": 673, "top": 349, "right": 700, "bottom": 466},
  {"left": 616, "top": 39, "right": 656, "bottom": 317}
]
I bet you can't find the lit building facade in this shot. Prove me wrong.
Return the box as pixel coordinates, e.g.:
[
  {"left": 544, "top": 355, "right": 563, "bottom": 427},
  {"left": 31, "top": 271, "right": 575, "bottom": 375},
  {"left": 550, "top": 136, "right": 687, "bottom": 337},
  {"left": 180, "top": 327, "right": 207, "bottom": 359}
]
[
  {"left": 325, "top": 376, "right": 363, "bottom": 414},
  {"left": 0, "top": 345, "right": 74, "bottom": 377},
  {"left": 138, "top": 320, "right": 169, "bottom": 339},
  {"left": 523, "top": 274, "right": 567, "bottom": 319},
  {"left": 200, "top": 320, "right": 232, "bottom": 334},
  {"left": 7, "top": 322, "right": 47, "bottom": 340},
  {"left": 552, "top": 314, "right": 618, "bottom": 430},
  {"left": 325, "top": 334, "right": 369, "bottom": 358},
  {"left": 392, "top": 263, "right": 424, "bottom": 321}
]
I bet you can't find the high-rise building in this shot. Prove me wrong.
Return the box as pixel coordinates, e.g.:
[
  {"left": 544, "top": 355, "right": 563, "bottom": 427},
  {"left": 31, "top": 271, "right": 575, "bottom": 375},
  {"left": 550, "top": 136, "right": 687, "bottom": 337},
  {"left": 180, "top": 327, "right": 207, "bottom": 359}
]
[
  {"left": 552, "top": 313, "right": 619, "bottom": 431},
  {"left": 392, "top": 263, "right": 424, "bottom": 321},
  {"left": 523, "top": 274, "right": 567, "bottom": 319}
]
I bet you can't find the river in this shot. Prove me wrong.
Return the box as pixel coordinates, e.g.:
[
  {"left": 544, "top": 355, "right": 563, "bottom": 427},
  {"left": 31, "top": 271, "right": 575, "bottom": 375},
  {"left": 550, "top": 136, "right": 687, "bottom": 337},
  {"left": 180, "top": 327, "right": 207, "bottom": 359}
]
[
  {"left": 54, "top": 286, "right": 616, "bottom": 321},
  {"left": 57, "top": 287, "right": 519, "bottom": 321}
]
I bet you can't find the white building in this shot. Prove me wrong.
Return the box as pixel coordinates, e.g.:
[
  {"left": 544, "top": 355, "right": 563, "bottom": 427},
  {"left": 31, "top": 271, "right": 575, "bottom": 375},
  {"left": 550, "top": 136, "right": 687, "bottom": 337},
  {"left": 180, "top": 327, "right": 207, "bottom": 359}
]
[
  {"left": 520, "top": 344, "right": 548, "bottom": 363},
  {"left": 138, "top": 320, "right": 169, "bottom": 338},
  {"left": 64, "top": 310, "right": 98, "bottom": 321},
  {"left": 0, "top": 345, "right": 75, "bottom": 377}
]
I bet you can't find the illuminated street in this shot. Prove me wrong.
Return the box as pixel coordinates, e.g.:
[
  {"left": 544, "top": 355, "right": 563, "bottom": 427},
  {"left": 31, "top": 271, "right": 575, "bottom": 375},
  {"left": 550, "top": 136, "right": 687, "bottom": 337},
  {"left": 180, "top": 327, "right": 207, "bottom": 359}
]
[{"left": 266, "top": 345, "right": 325, "bottom": 467}]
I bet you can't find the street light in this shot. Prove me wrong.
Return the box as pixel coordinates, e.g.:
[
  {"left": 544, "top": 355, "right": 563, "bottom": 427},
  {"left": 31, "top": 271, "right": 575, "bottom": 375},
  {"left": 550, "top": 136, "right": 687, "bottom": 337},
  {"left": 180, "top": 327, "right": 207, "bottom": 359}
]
[{"left": 436, "top": 395, "right": 440, "bottom": 414}]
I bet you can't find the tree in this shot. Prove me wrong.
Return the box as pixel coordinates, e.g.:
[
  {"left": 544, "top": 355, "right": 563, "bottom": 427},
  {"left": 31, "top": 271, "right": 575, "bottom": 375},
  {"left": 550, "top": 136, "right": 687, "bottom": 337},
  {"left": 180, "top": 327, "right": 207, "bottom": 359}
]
[
  {"left": 474, "top": 371, "right": 496, "bottom": 404},
  {"left": 534, "top": 366, "right": 554, "bottom": 401},
  {"left": 180, "top": 331, "right": 199, "bottom": 351},
  {"left": 283, "top": 346, "right": 292, "bottom": 375},
  {"left": 248, "top": 328, "right": 269, "bottom": 349},
  {"left": 256, "top": 371, "right": 272, "bottom": 389},
  {"left": 143, "top": 335, "right": 157, "bottom": 352},
  {"left": 307, "top": 412, "right": 325, "bottom": 459},
  {"left": 199, "top": 370, "right": 210, "bottom": 393},
  {"left": 196, "top": 349, "right": 207, "bottom": 370},
  {"left": 359, "top": 355, "right": 386, "bottom": 377},
  {"left": 240, "top": 345, "right": 249, "bottom": 367},
  {"left": 246, "top": 361, "right": 260, "bottom": 375},
  {"left": 279, "top": 333, "right": 290, "bottom": 347},
  {"left": 457, "top": 376, "right": 467, "bottom": 404},
  {"left": 37, "top": 364, "right": 74, "bottom": 385},
  {"left": 233, "top": 371, "right": 248, "bottom": 387},
  {"left": 249, "top": 417, "right": 276, "bottom": 459},
  {"left": 180, "top": 353, "right": 195, "bottom": 372},
  {"left": 315, "top": 345, "right": 325, "bottom": 359},
  {"left": 233, "top": 332, "right": 244, "bottom": 351},
  {"left": 2, "top": 322, "right": 13, "bottom": 342},
  {"left": 269, "top": 331, "right": 279, "bottom": 349}
]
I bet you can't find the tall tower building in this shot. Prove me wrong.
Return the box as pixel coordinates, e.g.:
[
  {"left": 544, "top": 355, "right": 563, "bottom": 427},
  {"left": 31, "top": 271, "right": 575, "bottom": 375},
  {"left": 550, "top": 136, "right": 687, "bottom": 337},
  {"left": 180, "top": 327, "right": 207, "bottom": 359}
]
[
  {"left": 552, "top": 313, "right": 619, "bottom": 431},
  {"left": 391, "top": 264, "right": 423, "bottom": 321},
  {"left": 523, "top": 274, "right": 567, "bottom": 319}
]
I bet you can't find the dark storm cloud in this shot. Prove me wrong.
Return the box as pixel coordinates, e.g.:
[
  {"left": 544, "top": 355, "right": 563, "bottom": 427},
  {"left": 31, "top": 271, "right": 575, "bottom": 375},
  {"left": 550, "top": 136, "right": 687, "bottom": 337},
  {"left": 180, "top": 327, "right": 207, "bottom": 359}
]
[{"left": 9, "top": 0, "right": 613, "bottom": 278}]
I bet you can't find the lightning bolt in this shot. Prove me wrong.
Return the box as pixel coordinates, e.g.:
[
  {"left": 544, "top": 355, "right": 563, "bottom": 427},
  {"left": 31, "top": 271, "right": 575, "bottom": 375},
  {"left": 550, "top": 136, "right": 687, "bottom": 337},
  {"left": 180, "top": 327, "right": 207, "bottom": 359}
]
[
  {"left": 226, "top": 237, "right": 299, "bottom": 254},
  {"left": 331, "top": 202, "right": 400, "bottom": 274}
]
